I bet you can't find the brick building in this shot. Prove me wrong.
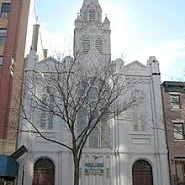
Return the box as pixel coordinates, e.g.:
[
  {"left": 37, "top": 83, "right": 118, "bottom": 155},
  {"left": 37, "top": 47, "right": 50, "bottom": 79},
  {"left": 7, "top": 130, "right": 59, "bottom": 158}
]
[
  {"left": 0, "top": 0, "right": 33, "bottom": 154},
  {"left": 0, "top": 0, "right": 35, "bottom": 184},
  {"left": 161, "top": 81, "right": 185, "bottom": 185}
]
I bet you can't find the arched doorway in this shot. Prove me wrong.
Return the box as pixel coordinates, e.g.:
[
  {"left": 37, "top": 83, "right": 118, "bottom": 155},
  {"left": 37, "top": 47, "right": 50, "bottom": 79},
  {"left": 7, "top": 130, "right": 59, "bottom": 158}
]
[
  {"left": 33, "top": 158, "right": 55, "bottom": 185},
  {"left": 132, "top": 160, "right": 153, "bottom": 185}
]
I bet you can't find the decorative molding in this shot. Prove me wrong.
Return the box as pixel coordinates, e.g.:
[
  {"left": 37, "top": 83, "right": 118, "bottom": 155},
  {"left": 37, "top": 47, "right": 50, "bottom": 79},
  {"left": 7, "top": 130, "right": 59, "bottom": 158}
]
[{"left": 125, "top": 77, "right": 151, "bottom": 84}]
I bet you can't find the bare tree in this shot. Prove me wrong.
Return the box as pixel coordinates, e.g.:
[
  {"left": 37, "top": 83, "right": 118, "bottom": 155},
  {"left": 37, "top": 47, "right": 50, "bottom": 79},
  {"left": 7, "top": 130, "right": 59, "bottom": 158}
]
[{"left": 16, "top": 54, "right": 135, "bottom": 185}]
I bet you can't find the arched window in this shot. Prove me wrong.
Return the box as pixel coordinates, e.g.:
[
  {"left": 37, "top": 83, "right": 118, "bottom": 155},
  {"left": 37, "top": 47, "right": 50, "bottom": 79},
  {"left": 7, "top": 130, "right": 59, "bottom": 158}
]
[
  {"left": 132, "top": 90, "right": 145, "bottom": 132},
  {"left": 40, "top": 90, "right": 54, "bottom": 129},
  {"left": 89, "top": 111, "right": 99, "bottom": 148},
  {"left": 95, "top": 38, "right": 103, "bottom": 54},
  {"left": 83, "top": 11, "right": 88, "bottom": 21},
  {"left": 83, "top": 37, "right": 90, "bottom": 54},
  {"left": 48, "top": 94, "right": 54, "bottom": 129},
  {"left": 89, "top": 9, "right": 95, "bottom": 22},
  {"left": 76, "top": 83, "right": 111, "bottom": 149},
  {"left": 33, "top": 158, "right": 55, "bottom": 185},
  {"left": 41, "top": 94, "right": 47, "bottom": 129},
  {"left": 77, "top": 108, "right": 87, "bottom": 138},
  {"left": 132, "top": 160, "right": 153, "bottom": 185},
  {"left": 100, "top": 110, "right": 110, "bottom": 148},
  {"left": 88, "top": 111, "right": 110, "bottom": 148}
]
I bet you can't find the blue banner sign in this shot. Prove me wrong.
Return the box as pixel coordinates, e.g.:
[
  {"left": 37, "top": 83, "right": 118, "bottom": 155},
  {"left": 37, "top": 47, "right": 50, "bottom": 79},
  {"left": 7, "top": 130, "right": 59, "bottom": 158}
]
[{"left": 84, "top": 163, "right": 104, "bottom": 175}]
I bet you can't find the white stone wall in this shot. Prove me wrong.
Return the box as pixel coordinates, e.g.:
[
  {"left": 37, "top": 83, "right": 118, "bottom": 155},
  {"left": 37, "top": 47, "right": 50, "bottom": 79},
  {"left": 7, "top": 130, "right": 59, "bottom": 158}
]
[
  {"left": 17, "top": 53, "right": 170, "bottom": 185},
  {"left": 17, "top": 0, "right": 170, "bottom": 185}
]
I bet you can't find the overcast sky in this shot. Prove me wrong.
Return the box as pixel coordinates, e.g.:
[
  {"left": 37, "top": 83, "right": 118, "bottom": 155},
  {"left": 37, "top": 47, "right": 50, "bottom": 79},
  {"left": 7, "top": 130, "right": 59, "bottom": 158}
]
[{"left": 35, "top": 0, "right": 185, "bottom": 81}]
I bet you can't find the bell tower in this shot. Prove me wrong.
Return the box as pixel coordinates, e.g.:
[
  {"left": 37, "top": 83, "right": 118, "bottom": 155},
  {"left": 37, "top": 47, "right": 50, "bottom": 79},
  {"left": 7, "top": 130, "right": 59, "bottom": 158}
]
[{"left": 73, "top": 0, "right": 111, "bottom": 63}]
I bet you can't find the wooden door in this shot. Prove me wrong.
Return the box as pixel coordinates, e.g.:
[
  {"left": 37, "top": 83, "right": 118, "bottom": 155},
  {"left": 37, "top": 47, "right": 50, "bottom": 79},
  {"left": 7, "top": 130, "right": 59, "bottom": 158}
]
[
  {"left": 132, "top": 160, "right": 153, "bottom": 185},
  {"left": 33, "top": 158, "right": 55, "bottom": 185}
]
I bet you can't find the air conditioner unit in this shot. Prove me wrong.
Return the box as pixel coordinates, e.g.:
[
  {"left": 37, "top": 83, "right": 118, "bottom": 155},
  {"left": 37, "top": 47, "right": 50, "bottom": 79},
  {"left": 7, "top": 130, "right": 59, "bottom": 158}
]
[{"left": 1, "top": 12, "right": 9, "bottom": 18}]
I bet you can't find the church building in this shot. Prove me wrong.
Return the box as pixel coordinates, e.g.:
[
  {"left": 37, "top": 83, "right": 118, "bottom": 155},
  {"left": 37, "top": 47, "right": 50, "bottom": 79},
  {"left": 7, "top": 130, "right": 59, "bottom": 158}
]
[{"left": 17, "top": 0, "right": 170, "bottom": 185}]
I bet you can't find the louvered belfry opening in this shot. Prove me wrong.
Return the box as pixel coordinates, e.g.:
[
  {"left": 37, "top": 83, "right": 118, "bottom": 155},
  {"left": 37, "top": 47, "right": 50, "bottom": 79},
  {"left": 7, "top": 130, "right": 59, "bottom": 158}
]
[
  {"left": 33, "top": 158, "right": 55, "bottom": 185},
  {"left": 95, "top": 38, "right": 103, "bottom": 54},
  {"left": 89, "top": 9, "right": 95, "bottom": 22},
  {"left": 83, "top": 37, "right": 90, "bottom": 53},
  {"left": 132, "top": 160, "right": 153, "bottom": 185}
]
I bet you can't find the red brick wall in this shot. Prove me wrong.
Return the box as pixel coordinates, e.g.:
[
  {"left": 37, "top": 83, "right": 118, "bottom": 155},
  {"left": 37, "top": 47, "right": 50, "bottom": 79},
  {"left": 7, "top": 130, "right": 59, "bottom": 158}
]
[
  {"left": 0, "top": 0, "right": 22, "bottom": 139},
  {"left": 161, "top": 84, "right": 185, "bottom": 184}
]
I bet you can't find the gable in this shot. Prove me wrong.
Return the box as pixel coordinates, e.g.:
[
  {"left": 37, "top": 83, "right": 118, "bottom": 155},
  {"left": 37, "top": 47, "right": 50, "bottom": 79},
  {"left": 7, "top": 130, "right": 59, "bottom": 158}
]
[
  {"left": 35, "top": 57, "right": 60, "bottom": 72},
  {"left": 82, "top": 48, "right": 103, "bottom": 69},
  {"left": 124, "top": 61, "right": 147, "bottom": 72},
  {"left": 83, "top": 48, "right": 102, "bottom": 62}
]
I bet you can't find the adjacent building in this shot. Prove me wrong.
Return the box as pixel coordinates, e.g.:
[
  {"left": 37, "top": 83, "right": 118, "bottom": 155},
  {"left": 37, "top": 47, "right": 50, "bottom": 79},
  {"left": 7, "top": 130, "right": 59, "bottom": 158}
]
[
  {"left": 161, "top": 81, "right": 185, "bottom": 185},
  {"left": 0, "top": 0, "right": 36, "bottom": 184},
  {"left": 17, "top": 0, "right": 170, "bottom": 185},
  {"left": 0, "top": 0, "right": 34, "bottom": 154}
]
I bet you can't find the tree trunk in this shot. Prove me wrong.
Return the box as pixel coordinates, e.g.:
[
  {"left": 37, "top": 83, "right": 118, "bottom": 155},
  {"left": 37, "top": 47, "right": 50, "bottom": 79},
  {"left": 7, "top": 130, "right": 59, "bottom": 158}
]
[{"left": 73, "top": 155, "right": 80, "bottom": 185}]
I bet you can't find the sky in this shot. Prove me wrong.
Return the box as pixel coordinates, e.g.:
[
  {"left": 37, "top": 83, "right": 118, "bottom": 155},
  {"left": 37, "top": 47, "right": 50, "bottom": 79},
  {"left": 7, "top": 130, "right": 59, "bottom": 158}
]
[{"left": 35, "top": 0, "right": 185, "bottom": 81}]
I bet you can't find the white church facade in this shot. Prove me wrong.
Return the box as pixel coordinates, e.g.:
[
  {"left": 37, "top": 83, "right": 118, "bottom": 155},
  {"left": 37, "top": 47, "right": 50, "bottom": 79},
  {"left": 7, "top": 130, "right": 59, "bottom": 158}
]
[{"left": 17, "top": 0, "right": 170, "bottom": 185}]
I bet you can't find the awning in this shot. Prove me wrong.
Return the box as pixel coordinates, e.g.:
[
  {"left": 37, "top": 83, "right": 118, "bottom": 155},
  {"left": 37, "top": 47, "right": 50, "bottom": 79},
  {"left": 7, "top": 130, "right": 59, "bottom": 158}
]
[{"left": 0, "top": 155, "right": 19, "bottom": 180}]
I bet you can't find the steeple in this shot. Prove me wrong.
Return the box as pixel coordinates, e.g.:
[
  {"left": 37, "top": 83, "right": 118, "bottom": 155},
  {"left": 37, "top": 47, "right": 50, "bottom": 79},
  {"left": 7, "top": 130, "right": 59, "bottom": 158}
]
[
  {"left": 80, "top": 0, "right": 102, "bottom": 23},
  {"left": 82, "top": 0, "right": 100, "bottom": 6},
  {"left": 74, "top": 0, "right": 111, "bottom": 63},
  {"left": 103, "top": 16, "right": 110, "bottom": 30}
]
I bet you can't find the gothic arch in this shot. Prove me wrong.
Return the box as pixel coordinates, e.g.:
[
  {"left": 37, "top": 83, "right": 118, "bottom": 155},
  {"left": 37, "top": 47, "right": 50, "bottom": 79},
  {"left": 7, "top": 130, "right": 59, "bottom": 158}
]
[
  {"left": 33, "top": 158, "right": 55, "bottom": 185},
  {"left": 132, "top": 157, "right": 153, "bottom": 167},
  {"left": 76, "top": 79, "right": 111, "bottom": 149}
]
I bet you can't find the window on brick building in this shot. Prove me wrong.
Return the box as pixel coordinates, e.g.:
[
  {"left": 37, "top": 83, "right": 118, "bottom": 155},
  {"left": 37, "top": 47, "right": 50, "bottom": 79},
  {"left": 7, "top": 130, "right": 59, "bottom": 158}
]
[
  {"left": 0, "top": 56, "right": 3, "bottom": 65},
  {"left": 175, "top": 159, "right": 185, "bottom": 184},
  {"left": 1, "top": 3, "right": 10, "bottom": 18},
  {"left": 174, "top": 123, "right": 185, "bottom": 140},
  {"left": 0, "top": 29, "right": 7, "bottom": 45},
  {"left": 170, "top": 94, "right": 181, "bottom": 109}
]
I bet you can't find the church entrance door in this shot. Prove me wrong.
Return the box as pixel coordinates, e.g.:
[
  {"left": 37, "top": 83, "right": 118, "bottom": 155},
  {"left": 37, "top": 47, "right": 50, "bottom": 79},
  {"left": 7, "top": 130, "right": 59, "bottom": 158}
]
[{"left": 132, "top": 160, "right": 153, "bottom": 185}]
